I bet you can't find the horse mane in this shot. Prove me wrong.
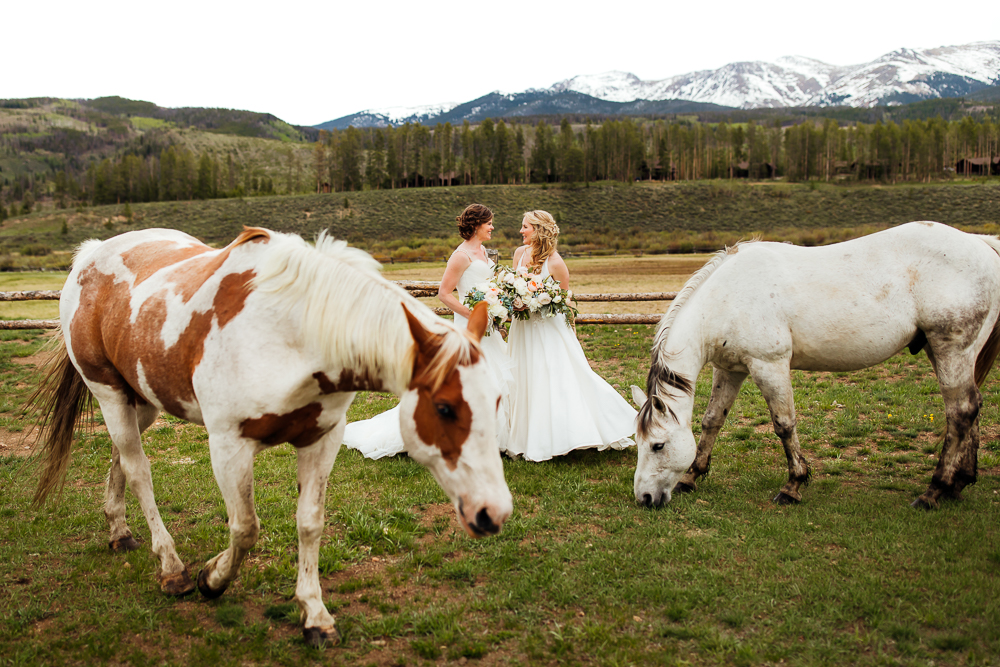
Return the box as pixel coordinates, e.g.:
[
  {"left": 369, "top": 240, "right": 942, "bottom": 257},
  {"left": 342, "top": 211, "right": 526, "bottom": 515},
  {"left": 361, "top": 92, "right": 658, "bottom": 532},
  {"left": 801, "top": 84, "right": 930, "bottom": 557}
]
[
  {"left": 638, "top": 242, "right": 749, "bottom": 437},
  {"left": 250, "top": 231, "right": 476, "bottom": 394}
]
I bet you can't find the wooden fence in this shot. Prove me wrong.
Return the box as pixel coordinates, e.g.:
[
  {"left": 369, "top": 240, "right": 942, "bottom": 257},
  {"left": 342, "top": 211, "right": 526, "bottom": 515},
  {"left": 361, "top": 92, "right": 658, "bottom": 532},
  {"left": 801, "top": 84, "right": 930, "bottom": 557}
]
[{"left": 0, "top": 283, "right": 675, "bottom": 330}]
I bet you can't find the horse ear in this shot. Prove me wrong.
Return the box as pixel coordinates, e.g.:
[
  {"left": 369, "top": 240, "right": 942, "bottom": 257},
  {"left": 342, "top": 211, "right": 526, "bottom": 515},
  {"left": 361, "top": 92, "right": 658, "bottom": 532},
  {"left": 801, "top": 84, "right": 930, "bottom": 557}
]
[
  {"left": 630, "top": 385, "right": 647, "bottom": 408},
  {"left": 402, "top": 303, "right": 435, "bottom": 351},
  {"left": 651, "top": 395, "right": 667, "bottom": 413},
  {"left": 467, "top": 302, "right": 489, "bottom": 341}
]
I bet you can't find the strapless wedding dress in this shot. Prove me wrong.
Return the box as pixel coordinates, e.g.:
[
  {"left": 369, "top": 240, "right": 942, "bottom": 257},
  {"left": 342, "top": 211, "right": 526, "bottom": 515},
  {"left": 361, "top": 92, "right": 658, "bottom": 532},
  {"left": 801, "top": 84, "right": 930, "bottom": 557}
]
[
  {"left": 342, "top": 252, "right": 515, "bottom": 458},
  {"left": 505, "top": 256, "right": 636, "bottom": 461}
]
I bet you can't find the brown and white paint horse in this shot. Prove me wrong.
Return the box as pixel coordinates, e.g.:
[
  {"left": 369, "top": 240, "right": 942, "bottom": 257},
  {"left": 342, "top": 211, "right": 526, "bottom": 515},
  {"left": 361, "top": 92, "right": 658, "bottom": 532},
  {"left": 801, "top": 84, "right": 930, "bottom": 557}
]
[{"left": 32, "top": 227, "right": 512, "bottom": 645}]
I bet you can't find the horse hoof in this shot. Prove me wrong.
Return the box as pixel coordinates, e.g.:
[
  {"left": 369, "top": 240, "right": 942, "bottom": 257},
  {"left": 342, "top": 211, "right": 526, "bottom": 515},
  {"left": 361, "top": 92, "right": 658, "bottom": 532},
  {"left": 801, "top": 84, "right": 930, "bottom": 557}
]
[
  {"left": 910, "top": 496, "right": 938, "bottom": 510},
  {"left": 109, "top": 536, "right": 141, "bottom": 552},
  {"left": 674, "top": 482, "right": 696, "bottom": 494},
  {"left": 303, "top": 625, "right": 341, "bottom": 647},
  {"left": 160, "top": 570, "right": 196, "bottom": 596},
  {"left": 772, "top": 492, "right": 800, "bottom": 505},
  {"left": 196, "top": 568, "right": 228, "bottom": 600}
]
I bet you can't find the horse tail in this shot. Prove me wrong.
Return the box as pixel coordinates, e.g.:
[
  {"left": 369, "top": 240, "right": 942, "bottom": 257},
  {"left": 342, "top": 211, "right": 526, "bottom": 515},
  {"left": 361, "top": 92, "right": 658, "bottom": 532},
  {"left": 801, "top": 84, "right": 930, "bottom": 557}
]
[
  {"left": 975, "top": 322, "right": 1000, "bottom": 387},
  {"left": 974, "top": 233, "right": 1000, "bottom": 387},
  {"left": 28, "top": 337, "right": 94, "bottom": 507}
]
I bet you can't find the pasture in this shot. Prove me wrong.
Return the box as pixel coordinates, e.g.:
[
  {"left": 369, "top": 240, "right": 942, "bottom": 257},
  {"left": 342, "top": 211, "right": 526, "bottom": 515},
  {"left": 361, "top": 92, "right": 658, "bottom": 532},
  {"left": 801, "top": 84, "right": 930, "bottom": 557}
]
[{"left": 2, "top": 258, "right": 1000, "bottom": 667}]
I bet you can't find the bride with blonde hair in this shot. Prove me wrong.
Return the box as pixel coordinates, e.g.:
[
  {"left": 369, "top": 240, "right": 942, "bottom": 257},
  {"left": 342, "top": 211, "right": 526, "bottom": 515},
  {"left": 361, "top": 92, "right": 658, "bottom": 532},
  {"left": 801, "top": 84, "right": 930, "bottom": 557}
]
[{"left": 505, "top": 210, "right": 637, "bottom": 461}]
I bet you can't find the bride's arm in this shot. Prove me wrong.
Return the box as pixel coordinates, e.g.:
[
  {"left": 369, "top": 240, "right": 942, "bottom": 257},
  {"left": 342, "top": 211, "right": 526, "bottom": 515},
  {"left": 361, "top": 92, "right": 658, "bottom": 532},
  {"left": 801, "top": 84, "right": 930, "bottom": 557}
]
[
  {"left": 438, "top": 251, "right": 473, "bottom": 318},
  {"left": 548, "top": 252, "right": 570, "bottom": 292}
]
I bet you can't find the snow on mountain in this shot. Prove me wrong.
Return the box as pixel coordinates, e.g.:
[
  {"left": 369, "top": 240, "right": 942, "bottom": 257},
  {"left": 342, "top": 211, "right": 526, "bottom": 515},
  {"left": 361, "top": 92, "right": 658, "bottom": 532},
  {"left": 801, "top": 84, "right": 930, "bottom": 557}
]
[
  {"left": 550, "top": 71, "right": 647, "bottom": 102},
  {"left": 811, "top": 42, "right": 1000, "bottom": 106},
  {"left": 315, "top": 41, "right": 1000, "bottom": 128},
  {"left": 321, "top": 101, "right": 459, "bottom": 129},
  {"left": 552, "top": 41, "right": 999, "bottom": 109}
]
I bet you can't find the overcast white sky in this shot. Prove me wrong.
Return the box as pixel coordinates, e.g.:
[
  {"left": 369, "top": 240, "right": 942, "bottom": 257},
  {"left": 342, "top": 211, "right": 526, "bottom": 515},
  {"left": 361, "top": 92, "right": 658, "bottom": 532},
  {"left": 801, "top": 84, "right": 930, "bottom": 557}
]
[{"left": 4, "top": 1, "right": 997, "bottom": 127}]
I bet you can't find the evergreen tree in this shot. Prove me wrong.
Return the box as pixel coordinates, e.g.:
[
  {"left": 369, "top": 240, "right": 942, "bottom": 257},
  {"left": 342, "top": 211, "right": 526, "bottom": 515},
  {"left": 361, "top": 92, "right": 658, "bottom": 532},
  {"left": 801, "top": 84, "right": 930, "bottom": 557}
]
[{"left": 195, "top": 152, "right": 212, "bottom": 199}]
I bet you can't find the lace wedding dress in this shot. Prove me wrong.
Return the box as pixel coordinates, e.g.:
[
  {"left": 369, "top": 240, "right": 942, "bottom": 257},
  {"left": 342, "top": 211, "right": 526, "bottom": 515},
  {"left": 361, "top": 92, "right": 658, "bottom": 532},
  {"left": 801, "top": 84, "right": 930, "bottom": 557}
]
[
  {"left": 342, "top": 250, "right": 516, "bottom": 458},
  {"left": 505, "top": 256, "right": 637, "bottom": 461}
]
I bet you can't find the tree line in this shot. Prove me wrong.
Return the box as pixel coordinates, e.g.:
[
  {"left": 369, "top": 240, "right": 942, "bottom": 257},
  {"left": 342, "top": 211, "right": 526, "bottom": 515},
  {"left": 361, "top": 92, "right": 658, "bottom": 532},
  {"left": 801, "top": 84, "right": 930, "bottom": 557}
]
[
  {"left": 2, "top": 113, "right": 998, "bottom": 220},
  {"left": 319, "top": 114, "right": 1000, "bottom": 190}
]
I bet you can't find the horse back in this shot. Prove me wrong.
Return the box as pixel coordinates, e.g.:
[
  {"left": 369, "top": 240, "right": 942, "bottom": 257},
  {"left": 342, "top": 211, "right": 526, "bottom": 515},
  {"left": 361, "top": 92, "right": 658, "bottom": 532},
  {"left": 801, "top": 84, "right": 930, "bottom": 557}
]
[
  {"left": 699, "top": 222, "right": 1000, "bottom": 371},
  {"left": 62, "top": 227, "right": 271, "bottom": 421}
]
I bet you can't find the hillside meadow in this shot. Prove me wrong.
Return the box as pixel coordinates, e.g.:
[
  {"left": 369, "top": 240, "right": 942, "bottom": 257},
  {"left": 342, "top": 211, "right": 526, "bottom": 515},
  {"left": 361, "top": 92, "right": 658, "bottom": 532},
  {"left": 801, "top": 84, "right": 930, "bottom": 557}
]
[
  {"left": 2, "top": 260, "right": 1000, "bottom": 666},
  {"left": 1, "top": 180, "right": 999, "bottom": 268}
]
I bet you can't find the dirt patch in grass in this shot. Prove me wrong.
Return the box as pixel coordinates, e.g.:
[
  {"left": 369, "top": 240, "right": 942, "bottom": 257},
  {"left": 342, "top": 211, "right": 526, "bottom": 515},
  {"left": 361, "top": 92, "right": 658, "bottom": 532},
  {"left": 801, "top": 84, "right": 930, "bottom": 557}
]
[
  {"left": 9, "top": 349, "right": 53, "bottom": 368},
  {"left": 0, "top": 426, "right": 36, "bottom": 457}
]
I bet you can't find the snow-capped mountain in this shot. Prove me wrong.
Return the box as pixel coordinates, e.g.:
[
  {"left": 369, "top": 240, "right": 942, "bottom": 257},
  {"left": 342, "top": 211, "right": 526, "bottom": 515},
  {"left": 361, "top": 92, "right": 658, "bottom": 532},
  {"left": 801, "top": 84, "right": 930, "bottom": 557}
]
[
  {"left": 314, "top": 41, "right": 1000, "bottom": 129},
  {"left": 553, "top": 41, "right": 999, "bottom": 109},
  {"left": 319, "top": 101, "right": 459, "bottom": 130}
]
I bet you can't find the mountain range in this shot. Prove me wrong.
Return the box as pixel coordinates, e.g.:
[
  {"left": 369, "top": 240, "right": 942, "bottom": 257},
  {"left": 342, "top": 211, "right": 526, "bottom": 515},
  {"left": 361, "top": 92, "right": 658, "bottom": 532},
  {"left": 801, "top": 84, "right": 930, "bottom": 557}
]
[{"left": 316, "top": 41, "right": 1000, "bottom": 130}]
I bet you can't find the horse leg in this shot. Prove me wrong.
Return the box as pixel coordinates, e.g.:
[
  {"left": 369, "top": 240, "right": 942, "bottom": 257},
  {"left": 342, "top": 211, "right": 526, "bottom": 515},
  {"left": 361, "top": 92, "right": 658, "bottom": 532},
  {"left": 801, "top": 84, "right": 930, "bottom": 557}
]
[
  {"left": 197, "top": 435, "right": 259, "bottom": 599},
  {"left": 748, "top": 360, "right": 810, "bottom": 504},
  {"left": 295, "top": 424, "right": 345, "bottom": 647},
  {"left": 97, "top": 395, "right": 193, "bottom": 595},
  {"left": 913, "top": 348, "right": 981, "bottom": 509},
  {"left": 676, "top": 367, "right": 747, "bottom": 494},
  {"left": 105, "top": 402, "right": 159, "bottom": 553}
]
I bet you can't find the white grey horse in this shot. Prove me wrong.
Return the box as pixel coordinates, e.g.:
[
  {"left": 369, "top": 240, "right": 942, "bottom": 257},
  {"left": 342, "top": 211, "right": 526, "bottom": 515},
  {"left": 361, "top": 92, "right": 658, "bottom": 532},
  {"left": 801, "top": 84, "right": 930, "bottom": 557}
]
[{"left": 633, "top": 221, "right": 1000, "bottom": 509}]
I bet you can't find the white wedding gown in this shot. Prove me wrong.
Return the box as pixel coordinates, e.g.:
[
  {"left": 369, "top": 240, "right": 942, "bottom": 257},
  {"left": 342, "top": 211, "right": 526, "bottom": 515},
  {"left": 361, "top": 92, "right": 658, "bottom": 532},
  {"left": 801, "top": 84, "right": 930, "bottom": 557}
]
[
  {"left": 342, "top": 251, "right": 516, "bottom": 459},
  {"left": 505, "top": 256, "right": 637, "bottom": 461}
]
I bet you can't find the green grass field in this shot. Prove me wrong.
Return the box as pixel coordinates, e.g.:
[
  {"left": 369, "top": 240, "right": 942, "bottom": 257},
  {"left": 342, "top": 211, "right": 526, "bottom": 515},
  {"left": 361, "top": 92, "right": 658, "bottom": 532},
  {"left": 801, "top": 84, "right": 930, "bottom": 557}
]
[
  {"left": 2, "top": 262, "right": 1000, "bottom": 666},
  {"left": 3, "top": 180, "right": 1000, "bottom": 267}
]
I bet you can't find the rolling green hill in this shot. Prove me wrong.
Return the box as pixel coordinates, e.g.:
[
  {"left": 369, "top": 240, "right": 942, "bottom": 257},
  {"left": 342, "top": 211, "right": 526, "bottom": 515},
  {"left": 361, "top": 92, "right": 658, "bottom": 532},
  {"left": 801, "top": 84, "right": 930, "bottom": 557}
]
[{"left": 3, "top": 180, "right": 998, "bottom": 268}]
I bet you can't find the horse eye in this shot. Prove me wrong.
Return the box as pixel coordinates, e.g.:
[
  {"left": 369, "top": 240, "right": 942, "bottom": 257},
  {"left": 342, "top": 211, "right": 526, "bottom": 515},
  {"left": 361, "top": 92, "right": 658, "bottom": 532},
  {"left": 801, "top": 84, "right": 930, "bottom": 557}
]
[
  {"left": 652, "top": 442, "right": 665, "bottom": 452},
  {"left": 436, "top": 403, "right": 456, "bottom": 421}
]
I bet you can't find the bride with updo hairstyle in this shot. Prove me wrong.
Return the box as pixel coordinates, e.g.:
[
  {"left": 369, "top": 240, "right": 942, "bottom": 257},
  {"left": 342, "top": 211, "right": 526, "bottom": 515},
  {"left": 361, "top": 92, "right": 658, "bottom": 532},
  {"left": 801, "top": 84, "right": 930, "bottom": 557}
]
[
  {"left": 342, "top": 203, "right": 516, "bottom": 459},
  {"left": 505, "top": 210, "right": 637, "bottom": 461}
]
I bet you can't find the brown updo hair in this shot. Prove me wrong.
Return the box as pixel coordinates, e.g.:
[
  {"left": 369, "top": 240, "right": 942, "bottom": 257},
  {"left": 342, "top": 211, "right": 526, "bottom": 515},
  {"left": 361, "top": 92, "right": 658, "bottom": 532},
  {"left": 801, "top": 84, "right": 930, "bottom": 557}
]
[
  {"left": 522, "top": 210, "right": 560, "bottom": 270},
  {"left": 456, "top": 204, "right": 494, "bottom": 240}
]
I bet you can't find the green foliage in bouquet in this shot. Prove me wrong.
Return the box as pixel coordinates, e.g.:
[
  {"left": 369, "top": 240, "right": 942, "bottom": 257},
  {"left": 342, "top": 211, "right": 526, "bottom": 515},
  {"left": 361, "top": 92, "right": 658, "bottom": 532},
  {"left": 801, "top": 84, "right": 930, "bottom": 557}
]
[{"left": 463, "top": 264, "right": 577, "bottom": 336}]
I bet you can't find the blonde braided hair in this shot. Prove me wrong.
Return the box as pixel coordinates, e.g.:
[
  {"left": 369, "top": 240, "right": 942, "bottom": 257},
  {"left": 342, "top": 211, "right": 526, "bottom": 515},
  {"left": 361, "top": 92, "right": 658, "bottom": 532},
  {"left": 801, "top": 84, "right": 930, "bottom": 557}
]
[{"left": 523, "top": 210, "right": 559, "bottom": 272}]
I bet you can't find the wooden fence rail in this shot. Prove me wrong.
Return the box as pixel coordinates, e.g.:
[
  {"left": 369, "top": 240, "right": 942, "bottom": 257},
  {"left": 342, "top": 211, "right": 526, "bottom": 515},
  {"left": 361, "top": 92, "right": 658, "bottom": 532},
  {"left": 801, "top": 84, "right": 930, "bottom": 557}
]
[{"left": 0, "top": 284, "right": 674, "bottom": 329}]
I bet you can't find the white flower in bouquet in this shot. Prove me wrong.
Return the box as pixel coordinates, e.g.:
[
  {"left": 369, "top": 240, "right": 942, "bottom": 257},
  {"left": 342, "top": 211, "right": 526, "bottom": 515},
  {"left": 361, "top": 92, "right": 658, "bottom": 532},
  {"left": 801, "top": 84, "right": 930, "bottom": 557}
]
[
  {"left": 553, "top": 294, "right": 563, "bottom": 304},
  {"left": 516, "top": 265, "right": 529, "bottom": 277},
  {"left": 488, "top": 302, "right": 508, "bottom": 321},
  {"left": 537, "top": 292, "right": 552, "bottom": 305},
  {"left": 503, "top": 272, "right": 516, "bottom": 285},
  {"left": 527, "top": 297, "right": 540, "bottom": 311},
  {"left": 513, "top": 277, "right": 528, "bottom": 296}
]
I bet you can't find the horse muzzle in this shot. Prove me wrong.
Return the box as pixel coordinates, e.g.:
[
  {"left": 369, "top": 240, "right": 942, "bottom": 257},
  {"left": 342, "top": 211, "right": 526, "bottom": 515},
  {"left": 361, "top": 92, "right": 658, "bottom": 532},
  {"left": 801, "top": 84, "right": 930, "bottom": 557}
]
[
  {"left": 638, "top": 490, "right": 671, "bottom": 508},
  {"left": 457, "top": 497, "right": 511, "bottom": 538},
  {"left": 634, "top": 476, "right": 673, "bottom": 508}
]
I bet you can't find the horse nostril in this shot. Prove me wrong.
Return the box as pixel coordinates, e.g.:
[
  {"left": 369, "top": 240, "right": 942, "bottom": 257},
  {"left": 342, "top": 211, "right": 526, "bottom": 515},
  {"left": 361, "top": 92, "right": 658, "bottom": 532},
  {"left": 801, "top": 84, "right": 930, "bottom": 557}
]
[
  {"left": 642, "top": 493, "right": 653, "bottom": 507},
  {"left": 474, "top": 508, "right": 500, "bottom": 535}
]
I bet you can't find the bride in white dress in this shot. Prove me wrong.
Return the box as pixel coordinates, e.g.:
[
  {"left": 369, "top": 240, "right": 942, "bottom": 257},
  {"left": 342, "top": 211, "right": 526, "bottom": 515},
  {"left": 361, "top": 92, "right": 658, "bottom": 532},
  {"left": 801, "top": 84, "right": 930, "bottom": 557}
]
[
  {"left": 505, "top": 210, "right": 637, "bottom": 461},
  {"left": 342, "top": 204, "right": 516, "bottom": 459}
]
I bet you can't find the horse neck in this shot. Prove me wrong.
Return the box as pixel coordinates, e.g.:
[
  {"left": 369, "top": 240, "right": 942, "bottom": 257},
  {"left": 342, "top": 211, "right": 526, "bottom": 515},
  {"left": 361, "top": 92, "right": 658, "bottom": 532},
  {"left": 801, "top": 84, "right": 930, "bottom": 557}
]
[
  {"left": 290, "top": 285, "right": 419, "bottom": 397},
  {"left": 653, "top": 316, "right": 706, "bottom": 425}
]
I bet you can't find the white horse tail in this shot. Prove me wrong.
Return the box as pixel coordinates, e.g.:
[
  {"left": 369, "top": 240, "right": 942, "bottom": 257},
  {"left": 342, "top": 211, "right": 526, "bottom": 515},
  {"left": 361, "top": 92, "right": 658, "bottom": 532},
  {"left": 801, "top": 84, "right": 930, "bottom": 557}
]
[{"left": 975, "top": 233, "right": 1000, "bottom": 386}]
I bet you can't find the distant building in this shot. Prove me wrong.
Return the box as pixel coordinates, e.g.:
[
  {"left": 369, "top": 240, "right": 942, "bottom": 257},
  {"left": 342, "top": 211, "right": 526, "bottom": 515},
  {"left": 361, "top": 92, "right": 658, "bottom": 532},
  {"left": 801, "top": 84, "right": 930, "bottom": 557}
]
[{"left": 955, "top": 157, "right": 999, "bottom": 176}]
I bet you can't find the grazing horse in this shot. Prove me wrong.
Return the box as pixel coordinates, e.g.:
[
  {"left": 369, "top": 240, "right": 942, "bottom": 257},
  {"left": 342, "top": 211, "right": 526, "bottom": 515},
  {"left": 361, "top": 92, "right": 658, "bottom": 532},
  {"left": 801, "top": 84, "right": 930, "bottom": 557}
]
[
  {"left": 32, "top": 227, "right": 512, "bottom": 645},
  {"left": 632, "top": 221, "right": 1000, "bottom": 510}
]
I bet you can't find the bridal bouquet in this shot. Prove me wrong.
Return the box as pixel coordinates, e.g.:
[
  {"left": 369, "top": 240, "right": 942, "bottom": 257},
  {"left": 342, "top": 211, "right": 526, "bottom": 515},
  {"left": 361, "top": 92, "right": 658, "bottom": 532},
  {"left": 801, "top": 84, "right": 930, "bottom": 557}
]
[
  {"left": 461, "top": 271, "right": 510, "bottom": 336},
  {"left": 463, "top": 264, "right": 577, "bottom": 335}
]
